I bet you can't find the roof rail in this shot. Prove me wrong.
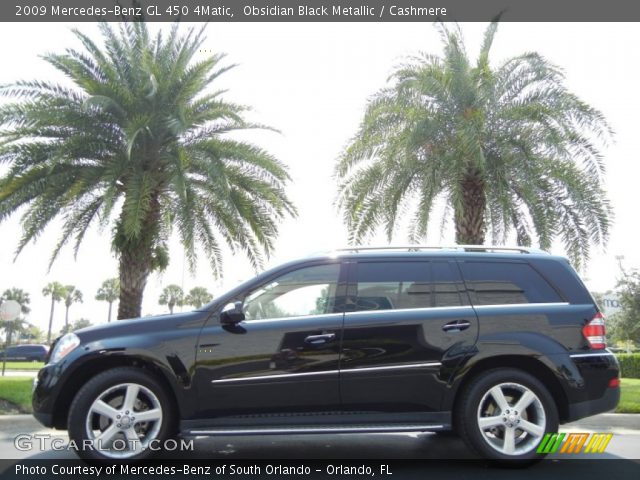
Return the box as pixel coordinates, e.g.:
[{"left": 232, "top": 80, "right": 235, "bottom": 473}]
[{"left": 330, "top": 245, "right": 548, "bottom": 255}]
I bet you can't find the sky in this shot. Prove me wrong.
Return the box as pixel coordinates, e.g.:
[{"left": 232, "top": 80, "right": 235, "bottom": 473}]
[{"left": 0, "top": 22, "right": 639, "bottom": 336}]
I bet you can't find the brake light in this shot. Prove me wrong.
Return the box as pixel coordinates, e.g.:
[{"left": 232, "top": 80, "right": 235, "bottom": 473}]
[
  {"left": 609, "top": 378, "right": 620, "bottom": 388},
  {"left": 582, "top": 312, "right": 606, "bottom": 349}
]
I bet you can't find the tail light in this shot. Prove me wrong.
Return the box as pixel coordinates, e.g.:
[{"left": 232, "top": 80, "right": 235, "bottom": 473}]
[{"left": 582, "top": 312, "right": 606, "bottom": 349}]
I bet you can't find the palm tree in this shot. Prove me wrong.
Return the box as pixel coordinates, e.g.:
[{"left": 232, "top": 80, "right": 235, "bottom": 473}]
[
  {"left": 42, "top": 282, "right": 66, "bottom": 344},
  {"left": 159, "top": 284, "right": 184, "bottom": 314},
  {"left": 1, "top": 288, "right": 31, "bottom": 315},
  {"left": 335, "top": 21, "right": 611, "bottom": 267},
  {"left": 0, "top": 288, "right": 31, "bottom": 345},
  {"left": 95, "top": 278, "right": 119, "bottom": 323},
  {"left": 184, "top": 286, "right": 213, "bottom": 309},
  {"left": 63, "top": 285, "right": 83, "bottom": 332},
  {"left": 0, "top": 23, "right": 296, "bottom": 320}
]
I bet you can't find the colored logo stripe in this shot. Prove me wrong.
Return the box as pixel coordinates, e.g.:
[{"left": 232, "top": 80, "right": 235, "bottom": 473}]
[
  {"left": 584, "top": 433, "right": 613, "bottom": 454},
  {"left": 537, "top": 433, "right": 565, "bottom": 454},
  {"left": 537, "top": 432, "right": 613, "bottom": 454},
  {"left": 560, "top": 433, "right": 589, "bottom": 454}
]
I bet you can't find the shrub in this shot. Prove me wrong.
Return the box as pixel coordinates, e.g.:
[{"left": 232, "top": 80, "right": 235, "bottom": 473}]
[{"left": 617, "top": 353, "right": 640, "bottom": 378}]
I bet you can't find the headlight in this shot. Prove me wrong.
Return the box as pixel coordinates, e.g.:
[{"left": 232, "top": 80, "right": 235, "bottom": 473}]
[{"left": 49, "top": 333, "right": 80, "bottom": 364}]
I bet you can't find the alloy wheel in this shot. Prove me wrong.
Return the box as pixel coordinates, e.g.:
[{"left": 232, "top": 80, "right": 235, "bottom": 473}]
[
  {"left": 476, "top": 382, "right": 546, "bottom": 456},
  {"left": 84, "top": 382, "right": 163, "bottom": 459}
]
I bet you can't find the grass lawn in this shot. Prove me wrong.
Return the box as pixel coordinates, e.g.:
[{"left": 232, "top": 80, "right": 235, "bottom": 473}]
[
  {"left": 0, "top": 376, "right": 32, "bottom": 413},
  {"left": 1, "top": 361, "right": 44, "bottom": 371},
  {"left": 618, "top": 378, "right": 640, "bottom": 413}
]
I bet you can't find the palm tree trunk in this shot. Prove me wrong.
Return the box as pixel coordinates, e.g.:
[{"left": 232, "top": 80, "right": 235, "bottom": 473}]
[
  {"left": 64, "top": 305, "right": 70, "bottom": 331},
  {"left": 107, "top": 301, "right": 113, "bottom": 323},
  {"left": 47, "top": 297, "right": 54, "bottom": 344},
  {"left": 117, "top": 244, "right": 152, "bottom": 320},
  {"left": 116, "top": 193, "right": 160, "bottom": 320},
  {"left": 455, "top": 170, "right": 486, "bottom": 245}
]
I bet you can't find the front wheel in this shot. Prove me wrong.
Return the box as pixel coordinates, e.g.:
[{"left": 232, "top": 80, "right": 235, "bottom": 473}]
[
  {"left": 455, "top": 368, "right": 558, "bottom": 463},
  {"left": 68, "top": 367, "right": 176, "bottom": 460}
]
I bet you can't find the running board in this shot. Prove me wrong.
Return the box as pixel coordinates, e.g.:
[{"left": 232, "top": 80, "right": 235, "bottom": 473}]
[{"left": 184, "top": 424, "right": 447, "bottom": 436}]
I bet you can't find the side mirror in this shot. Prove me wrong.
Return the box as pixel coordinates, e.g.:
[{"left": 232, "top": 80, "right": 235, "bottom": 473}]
[{"left": 220, "top": 301, "right": 245, "bottom": 325}]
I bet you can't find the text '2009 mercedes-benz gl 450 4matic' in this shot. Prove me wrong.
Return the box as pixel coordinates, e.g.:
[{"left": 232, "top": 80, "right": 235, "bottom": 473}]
[{"left": 33, "top": 245, "right": 620, "bottom": 462}]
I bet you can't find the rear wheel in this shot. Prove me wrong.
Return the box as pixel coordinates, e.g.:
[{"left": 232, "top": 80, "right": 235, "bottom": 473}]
[
  {"left": 68, "top": 367, "right": 176, "bottom": 460},
  {"left": 456, "top": 368, "right": 558, "bottom": 463}
]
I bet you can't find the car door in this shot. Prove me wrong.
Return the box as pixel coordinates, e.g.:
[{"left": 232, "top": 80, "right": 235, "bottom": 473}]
[
  {"left": 193, "top": 261, "right": 346, "bottom": 419},
  {"left": 339, "top": 258, "right": 478, "bottom": 413}
]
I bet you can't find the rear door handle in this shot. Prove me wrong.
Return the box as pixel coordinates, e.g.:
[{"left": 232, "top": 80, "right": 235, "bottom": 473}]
[
  {"left": 304, "top": 333, "right": 336, "bottom": 345},
  {"left": 442, "top": 320, "right": 471, "bottom": 333}
]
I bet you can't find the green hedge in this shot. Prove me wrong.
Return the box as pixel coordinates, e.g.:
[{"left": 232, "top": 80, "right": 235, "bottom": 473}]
[{"left": 617, "top": 354, "right": 640, "bottom": 379}]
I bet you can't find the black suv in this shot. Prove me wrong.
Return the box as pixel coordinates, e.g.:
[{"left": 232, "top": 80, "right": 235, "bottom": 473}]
[{"left": 33, "top": 246, "right": 620, "bottom": 461}]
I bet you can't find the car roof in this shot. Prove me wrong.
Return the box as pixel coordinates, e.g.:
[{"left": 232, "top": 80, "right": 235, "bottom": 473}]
[{"left": 299, "top": 245, "right": 559, "bottom": 263}]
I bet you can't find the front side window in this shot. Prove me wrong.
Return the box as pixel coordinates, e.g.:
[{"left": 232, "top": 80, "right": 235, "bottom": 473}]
[
  {"left": 460, "top": 261, "right": 562, "bottom": 305},
  {"left": 243, "top": 263, "right": 340, "bottom": 320}
]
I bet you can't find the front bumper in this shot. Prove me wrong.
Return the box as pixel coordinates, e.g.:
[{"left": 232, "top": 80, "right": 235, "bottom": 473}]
[{"left": 31, "top": 362, "right": 65, "bottom": 428}]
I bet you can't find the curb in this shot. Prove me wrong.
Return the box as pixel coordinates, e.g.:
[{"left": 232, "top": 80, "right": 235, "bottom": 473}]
[
  {"left": 0, "top": 415, "right": 33, "bottom": 423},
  {"left": 566, "top": 413, "right": 640, "bottom": 430}
]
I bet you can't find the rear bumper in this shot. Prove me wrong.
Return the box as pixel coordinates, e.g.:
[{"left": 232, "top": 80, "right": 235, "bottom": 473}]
[
  {"left": 563, "top": 351, "right": 620, "bottom": 422},
  {"left": 566, "top": 386, "right": 620, "bottom": 422}
]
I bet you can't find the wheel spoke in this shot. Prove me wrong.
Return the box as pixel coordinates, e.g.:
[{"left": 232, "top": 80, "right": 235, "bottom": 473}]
[
  {"left": 95, "top": 423, "right": 119, "bottom": 446},
  {"left": 478, "top": 415, "right": 503, "bottom": 430},
  {"left": 91, "top": 400, "right": 119, "bottom": 420},
  {"left": 489, "top": 386, "right": 510, "bottom": 413},
  {"left": 514, "top": 390, "right": 536, "bottom": 413},
  {"left": 519, "top": 419, "right": 544, "bottom": 438},
  {"left": 124, "top": 428, "right": 141, "bottom": 451},
  {"left": 134, "top": 408, "right": 162, "bottom": 423},
  {"left": 502, "top": 428, "right": 516, "bottom": 455},
  {"left": 122, "top": 384, "right": 140, "bottom": 412}
]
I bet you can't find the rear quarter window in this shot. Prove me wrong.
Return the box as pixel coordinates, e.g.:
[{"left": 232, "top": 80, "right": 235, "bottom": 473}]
[
  {"left": 459, "top": 261, "right": 563, "bottom": 305},
  {"left": 353, "top": 260, "right": 465, "bottom": 311}
]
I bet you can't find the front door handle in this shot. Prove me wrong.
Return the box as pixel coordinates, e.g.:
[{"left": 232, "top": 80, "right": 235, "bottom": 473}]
[
  {"left": 304, "top": 333, "right": 336, "bottom": 345},
  {"left": 442, "top": 320, "right": 471, "bottom": 333}
]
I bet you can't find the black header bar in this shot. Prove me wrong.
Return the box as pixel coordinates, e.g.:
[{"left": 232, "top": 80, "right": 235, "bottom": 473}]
[{"left": 4, "top": 0, "right": 640, "bottom": 22}]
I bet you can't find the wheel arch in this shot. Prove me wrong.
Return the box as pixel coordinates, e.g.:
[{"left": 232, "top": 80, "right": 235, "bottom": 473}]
[
  {"left": 448, "top": 355, "right": 570, "bottom": 426},
  {"left": 51, "top": 355, "right": 180, "bottom": 429}
]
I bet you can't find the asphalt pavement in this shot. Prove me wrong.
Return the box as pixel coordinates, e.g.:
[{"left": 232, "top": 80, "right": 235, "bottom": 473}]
[{"left": 0, "top": 413, "right": 638, "bottom": 461}]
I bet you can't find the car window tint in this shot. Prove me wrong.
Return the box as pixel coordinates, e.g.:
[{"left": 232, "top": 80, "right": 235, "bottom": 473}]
[
  {"left": 432, "top": 262, "right": 463, "bottom": 307},
  {"left": 460, "top": 261, "right": 562, "bottom": 305},
  {"left": 355, "top": 262, "right": 433, "bottom": 311},
  {"left": 243, "top": 263, "right": 340, "bottom": 320}
]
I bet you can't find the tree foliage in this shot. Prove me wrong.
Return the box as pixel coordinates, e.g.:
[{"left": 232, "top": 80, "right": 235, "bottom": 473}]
[
  {"left": 0, "top": 22, "right": 296, "bottom": 318},
  {"left": 336, "top": 21, "right": 611, "bottom": 267},
  {"left": 608, "top": 270, "right": 640, "bottom": 346},
  {"left": 159, "top": 284, "right": 184, "bottom": 314},
  {"left": 184, "top": 286, "right": 213, "bottom": 309}
]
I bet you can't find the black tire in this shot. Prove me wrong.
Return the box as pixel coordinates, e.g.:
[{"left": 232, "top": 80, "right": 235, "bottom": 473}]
[
  {"left": 455, "top": 368, "right": 558, "bottom": 464},
  {"left": 68, "top": 367, "right": 177, "bottom": 461}
]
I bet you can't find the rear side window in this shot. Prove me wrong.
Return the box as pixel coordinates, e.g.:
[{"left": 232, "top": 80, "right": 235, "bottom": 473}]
[
  {"left": 354, "top": 261, "right": 463, "bottom": 311},
  {"left": 460, "top": 261, "right": 562, "bottom": 305}
]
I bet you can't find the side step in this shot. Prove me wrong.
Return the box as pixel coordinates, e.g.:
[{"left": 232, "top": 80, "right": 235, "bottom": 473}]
[{"left": 184, "top": 424, "right": 447, "bottom": 437}]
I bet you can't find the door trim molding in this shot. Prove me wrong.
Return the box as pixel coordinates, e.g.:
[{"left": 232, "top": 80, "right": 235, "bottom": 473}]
[{"left": 210, "top": 361, "right": 443, "bottom": 384}]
